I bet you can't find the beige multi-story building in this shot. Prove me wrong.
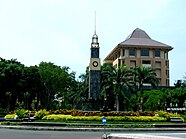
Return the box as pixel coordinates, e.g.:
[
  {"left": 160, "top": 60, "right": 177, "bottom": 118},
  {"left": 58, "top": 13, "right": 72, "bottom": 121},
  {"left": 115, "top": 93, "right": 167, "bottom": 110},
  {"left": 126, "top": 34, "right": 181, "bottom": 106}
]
[{"left": 104, "top": 28, "right": 173, "bottom": 86}]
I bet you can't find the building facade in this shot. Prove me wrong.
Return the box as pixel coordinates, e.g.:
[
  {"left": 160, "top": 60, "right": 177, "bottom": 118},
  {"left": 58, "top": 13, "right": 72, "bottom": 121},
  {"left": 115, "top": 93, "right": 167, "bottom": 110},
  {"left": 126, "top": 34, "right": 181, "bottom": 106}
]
[{"left": 104, "top": 28, "right": 173, "bottom": 86}]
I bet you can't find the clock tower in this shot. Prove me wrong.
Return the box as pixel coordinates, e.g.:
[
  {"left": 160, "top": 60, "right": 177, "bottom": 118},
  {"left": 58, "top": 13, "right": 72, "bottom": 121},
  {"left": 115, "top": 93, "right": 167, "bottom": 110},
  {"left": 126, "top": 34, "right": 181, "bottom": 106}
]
[{"left": 88, "top": 29, "right": 101, "bottom": 104}]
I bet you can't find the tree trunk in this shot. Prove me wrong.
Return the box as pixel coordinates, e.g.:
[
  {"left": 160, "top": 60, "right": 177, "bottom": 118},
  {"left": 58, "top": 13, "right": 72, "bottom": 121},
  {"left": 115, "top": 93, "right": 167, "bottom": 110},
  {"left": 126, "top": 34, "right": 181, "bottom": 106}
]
[
  {"left": 139, "top": 96, "right": 143, "bottom": 112},
  {"left": 116, "top": 94, "right": 119, "bottom": 112},
  {"left": 139, "top": 83, "right": 143, "bottom": 112}
]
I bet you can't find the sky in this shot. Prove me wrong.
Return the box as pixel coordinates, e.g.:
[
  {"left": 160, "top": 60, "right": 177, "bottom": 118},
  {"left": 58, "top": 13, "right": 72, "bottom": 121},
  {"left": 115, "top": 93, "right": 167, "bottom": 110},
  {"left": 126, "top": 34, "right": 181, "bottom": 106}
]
[{"left": 0, "top": 0, "right": 186, "bottom": 85}]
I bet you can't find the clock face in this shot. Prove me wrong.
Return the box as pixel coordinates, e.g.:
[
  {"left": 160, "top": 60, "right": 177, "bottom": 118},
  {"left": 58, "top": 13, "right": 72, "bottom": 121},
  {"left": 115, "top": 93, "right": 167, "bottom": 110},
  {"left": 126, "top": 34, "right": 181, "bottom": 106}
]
[{"left": 92, "top": 61, "right": 98, "bottom": 67}]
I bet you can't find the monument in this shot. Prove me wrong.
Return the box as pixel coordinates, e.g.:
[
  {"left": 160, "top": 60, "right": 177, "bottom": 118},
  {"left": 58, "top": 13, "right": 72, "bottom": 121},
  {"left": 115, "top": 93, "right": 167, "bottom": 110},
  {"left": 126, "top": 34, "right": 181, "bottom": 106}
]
[{"left": 88, "top": 13, "right": 101, "bottom": 110}]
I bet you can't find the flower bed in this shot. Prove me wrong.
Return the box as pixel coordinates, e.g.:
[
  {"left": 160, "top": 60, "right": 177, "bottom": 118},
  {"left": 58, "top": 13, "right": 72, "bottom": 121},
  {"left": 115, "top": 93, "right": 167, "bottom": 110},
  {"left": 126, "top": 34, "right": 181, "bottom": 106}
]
[{"left": 42, "top": 114, "right": 166, "bottom": 122}]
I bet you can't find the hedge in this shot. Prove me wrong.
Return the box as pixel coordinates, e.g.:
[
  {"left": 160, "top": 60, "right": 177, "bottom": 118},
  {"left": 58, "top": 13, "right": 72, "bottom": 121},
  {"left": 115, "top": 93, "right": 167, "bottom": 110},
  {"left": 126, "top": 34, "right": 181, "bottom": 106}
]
[
  {"left": 4, "top": 114, "right": 16, "bottom": 119},
  {"left": 42, "top": 114, "right": 166, "bottom": 122}
]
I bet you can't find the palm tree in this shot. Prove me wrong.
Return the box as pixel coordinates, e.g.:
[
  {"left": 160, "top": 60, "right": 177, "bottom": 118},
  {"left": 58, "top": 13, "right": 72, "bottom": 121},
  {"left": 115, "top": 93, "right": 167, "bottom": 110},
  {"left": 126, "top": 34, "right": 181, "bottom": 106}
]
[
  {"left": 133, "top": 66, "right": 159, "bottom": 111},
  {"left": 101, "top": 63, "right": 133, "bottom": 111},
  {"left": 69, "top": 67, "right": 89, "bottom": 110},
  {"left": 101, "top": 64, "right": 115, "bottom": 111}
]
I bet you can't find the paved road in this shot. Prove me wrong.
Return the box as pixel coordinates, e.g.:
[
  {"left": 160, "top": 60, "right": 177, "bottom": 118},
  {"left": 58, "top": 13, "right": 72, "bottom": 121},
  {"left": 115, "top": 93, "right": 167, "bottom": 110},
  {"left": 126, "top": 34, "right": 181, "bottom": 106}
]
[
  {"left": 0, "top": 128, "right": 103, "bottom": 139},
  {"left": 0, "top": 128, "right": 186, "bottom": 139}
]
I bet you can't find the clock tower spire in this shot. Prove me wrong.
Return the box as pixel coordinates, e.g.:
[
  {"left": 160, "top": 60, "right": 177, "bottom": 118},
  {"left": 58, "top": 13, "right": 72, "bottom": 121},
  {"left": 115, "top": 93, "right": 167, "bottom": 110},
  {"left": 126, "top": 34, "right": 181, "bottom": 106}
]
[{"left": 88, "top": 12, "right": 101, "bottom": 110}]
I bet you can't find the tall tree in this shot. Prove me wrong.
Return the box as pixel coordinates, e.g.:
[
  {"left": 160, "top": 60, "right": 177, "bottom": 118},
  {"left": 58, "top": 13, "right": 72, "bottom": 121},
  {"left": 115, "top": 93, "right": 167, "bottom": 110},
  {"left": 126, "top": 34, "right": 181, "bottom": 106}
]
[
  {"left": 38, "top": 62, "right": 76, "bottom": 110},
  {"left": 133, "top": 66, "right": 159, "bottom": 111},
  {"left": 0, "top": 58, "right": 25, "bottom": 110},
  {"left": 20, "top": 66, "right": 43, "bottom": 110},
  {"left": 69, "top": 67, "right": 89, "bottom": 109},
  {"left": 101, "top": 63, "right": 133, "bottom": 111}
]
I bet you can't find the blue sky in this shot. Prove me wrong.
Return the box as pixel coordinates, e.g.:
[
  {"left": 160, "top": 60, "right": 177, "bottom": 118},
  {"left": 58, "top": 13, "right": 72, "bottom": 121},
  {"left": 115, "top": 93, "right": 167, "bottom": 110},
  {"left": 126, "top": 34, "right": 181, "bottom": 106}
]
[{"left": 0, "top": 0, "right": 185, "bottom": 85}]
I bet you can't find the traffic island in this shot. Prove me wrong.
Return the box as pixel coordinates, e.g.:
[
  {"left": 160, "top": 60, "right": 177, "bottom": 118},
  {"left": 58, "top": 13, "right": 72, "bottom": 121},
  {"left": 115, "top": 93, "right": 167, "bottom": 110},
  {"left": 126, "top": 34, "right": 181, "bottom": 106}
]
[{"left": 104, "top": 133, "right": 183, "bottom": 139}]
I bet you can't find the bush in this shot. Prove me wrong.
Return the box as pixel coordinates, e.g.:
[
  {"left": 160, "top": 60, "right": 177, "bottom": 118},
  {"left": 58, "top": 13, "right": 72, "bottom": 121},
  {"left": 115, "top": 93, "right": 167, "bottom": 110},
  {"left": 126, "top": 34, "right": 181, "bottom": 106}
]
[
  {"left": 42, "top": 114, "right": 166, "bottom": 122},
  {"left": 35, "top": 109, "right": 49, "bottom": 120},
  {"left": 181, "top": 112, "right": 186, "bottom": 121},
  {"left": 156, "top": 111, "right": 169, "bottom": 118},
  {"left": 15, "top": 109, "right": 29, "bottom": 119},
  {"left": 42, "top": 114, "right": 102, "bottom": 121},
  {"left": 47, "top": 109, "right": 156, "bottom": 117},
  {"left": 169, "top": 112, "right": 181, "bottom": 117},
  {"left": 4, "top": 114, "right": 16, "bottom": 119}
]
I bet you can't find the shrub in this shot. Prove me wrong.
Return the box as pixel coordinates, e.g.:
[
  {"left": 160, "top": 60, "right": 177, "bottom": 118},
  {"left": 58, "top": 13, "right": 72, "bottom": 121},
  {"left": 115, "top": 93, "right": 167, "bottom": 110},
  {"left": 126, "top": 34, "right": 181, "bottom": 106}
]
[
  {"left": 181, "top": 112, "right": 186, "bottom": 121},
  {"left": 156, "top": 111, "right": 169, "bottom": 118},
  {"left": 15, "top": 109, "right": 29, "bottom": 119},
  {"left": 4, "top": 114, "right": 16, "bottom": 119},
  {"left": 169, "top": 112, "right": 181, "bottom": 117},
  {"left": 47, "top": 110, "right": 156, "bottom": 117},
  {"left": 35, "top": 109, "right": 49, "bottom": 120},
  {"left": 42, "top": 114, "right": 166, "bottom": 122}
]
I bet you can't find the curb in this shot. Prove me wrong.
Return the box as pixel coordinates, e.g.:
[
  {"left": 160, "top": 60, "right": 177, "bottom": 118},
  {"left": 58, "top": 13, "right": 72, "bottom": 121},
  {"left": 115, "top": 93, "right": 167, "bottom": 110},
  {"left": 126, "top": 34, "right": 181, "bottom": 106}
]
[{"left": 1, "top": 125, "right": 186, "bottom": 132}]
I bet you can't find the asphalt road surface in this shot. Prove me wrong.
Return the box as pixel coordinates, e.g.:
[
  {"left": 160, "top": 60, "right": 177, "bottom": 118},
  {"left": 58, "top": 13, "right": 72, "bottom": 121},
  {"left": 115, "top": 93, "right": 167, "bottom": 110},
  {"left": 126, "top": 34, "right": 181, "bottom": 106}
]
[
  {"left": 0, "top": 129, "right": 103, "bottom": 139},
  {"left": 0, "top": 129, "right": 186, "bottom": 139}
]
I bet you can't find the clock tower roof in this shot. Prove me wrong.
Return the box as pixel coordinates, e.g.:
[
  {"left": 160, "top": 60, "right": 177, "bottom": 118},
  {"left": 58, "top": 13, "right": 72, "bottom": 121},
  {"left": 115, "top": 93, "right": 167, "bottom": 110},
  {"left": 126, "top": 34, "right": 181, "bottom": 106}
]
[
  {"left": 91, "top": 33, "right": 99, "bottom": 45},
  {"left": 92, "top": 33, "right": 98, "bottom": 39}
]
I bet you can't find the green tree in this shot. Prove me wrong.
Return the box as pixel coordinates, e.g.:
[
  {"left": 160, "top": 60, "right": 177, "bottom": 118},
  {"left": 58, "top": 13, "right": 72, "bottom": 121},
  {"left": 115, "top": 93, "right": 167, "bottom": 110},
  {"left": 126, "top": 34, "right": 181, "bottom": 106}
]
[
  {"left": 133, "top": 66, "right": 159, "bottom": 111},
  {"left": 38, "top": 62, "right": 76, "bottom": 110},
  {"left": 69, "top": 67, "right": 89, "bottom": 109},
  {"left": 167, "top": 87, "right": 186, "bottom": 108},
  {"left": 143, "top": 90, "right": 167, "bottom": 111},
  {"left": 0, "top": 58, "right": 25, "bottom": 111},
  {"left": 20, "top": 66, "right": 43, "bottom": 110},
  {"left": 101, "top": 63, "right": 133, "bottom": 111}
]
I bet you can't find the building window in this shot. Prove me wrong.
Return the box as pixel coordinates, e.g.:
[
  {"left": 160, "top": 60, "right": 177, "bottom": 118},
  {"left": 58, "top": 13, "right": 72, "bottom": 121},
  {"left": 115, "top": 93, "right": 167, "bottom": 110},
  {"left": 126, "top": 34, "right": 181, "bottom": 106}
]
[
  {"left": 156, "top": 69, "right": 161, "bottom": 78},
  {"left": 129, "top": 49, "right": 136, "bottom": 56},
  {"left": 166, "top": 79, "right": 169, "bottom": 86},
  {"left": 155, "top": 61, "right": 161, "bottom": 68},
  {"left": 164, "top": 51, "right": 168, "bottom": 59},
  {"left": 166, "top": 70, "right": 169, "bottom": 78},
  {"left": 142, "top": 60, "right": 151, "bottom": 64},
  {"left": 142, "top": 60, "right": 151, "bottom": 67},
  {"left": 122, "top": 49, "right": 125, "bottom": 56},
  {"left": 130, "top": 60, "right": 136, "bottom": 68},
  {"left": 118, "top": 51, "right": 120, "bottom": 57},
  {"left": 141, "top": 49, "right": 149, "bottom": 56},
  {"left": 155, "top": 50, "right": 160, "bottom": 57},
  {"left": 122, "top": 60, "right": 125, "bottom": 65},
  {"left": 165, "top": 61, "right": 169, "bottom": 68}
]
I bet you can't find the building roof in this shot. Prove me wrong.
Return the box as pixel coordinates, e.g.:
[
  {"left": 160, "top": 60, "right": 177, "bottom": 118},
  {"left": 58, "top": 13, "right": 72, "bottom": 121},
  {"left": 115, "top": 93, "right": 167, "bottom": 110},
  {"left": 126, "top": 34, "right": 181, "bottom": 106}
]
[
  {"left": 119, "top": 28, "right": 171, "bottom": 47},
  {"left": 104, "top": 28, "right": 173, "bottom": 60}
]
